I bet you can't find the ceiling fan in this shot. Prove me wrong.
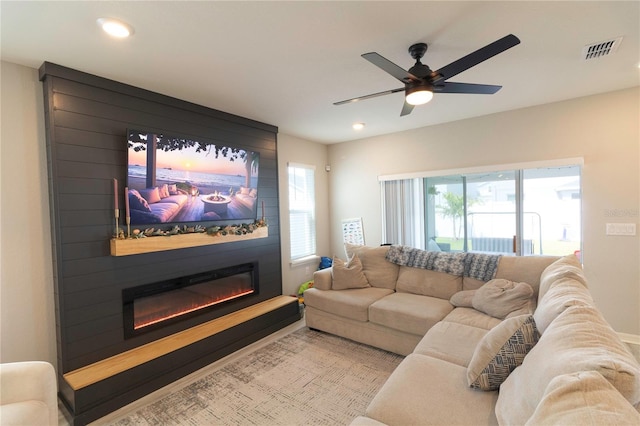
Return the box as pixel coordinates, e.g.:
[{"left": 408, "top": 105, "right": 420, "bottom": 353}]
[{"left": 334, "top": 34, "right": 521, "bottom": 116}]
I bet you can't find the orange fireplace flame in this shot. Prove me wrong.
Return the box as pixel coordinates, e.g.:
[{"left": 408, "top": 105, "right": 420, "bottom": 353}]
[{"left": 133, "top": 287, "right": 254, "bottom": 330}]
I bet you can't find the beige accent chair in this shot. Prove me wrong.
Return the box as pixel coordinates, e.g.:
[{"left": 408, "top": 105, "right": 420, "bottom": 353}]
[{"left": 0, "top": 361, "right": 57, "bottom": 425}]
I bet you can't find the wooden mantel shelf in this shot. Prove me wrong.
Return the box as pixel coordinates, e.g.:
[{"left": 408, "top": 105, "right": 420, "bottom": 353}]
[{"left": 110, "top": 226, "right": 268, "bottom": 256}]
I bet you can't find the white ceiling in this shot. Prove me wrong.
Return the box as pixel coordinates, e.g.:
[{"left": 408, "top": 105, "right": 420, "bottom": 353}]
[{"left": 2, "top": 1, "right": 638, "bottom": 144}]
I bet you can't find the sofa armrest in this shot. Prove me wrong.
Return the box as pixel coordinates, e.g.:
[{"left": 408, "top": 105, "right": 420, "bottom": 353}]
[
  {"left": 0, "top": 361, "right": 57, "bottom": 425},
  {"left": 313, "top": 268, "right": 333, "bottom": 290}
]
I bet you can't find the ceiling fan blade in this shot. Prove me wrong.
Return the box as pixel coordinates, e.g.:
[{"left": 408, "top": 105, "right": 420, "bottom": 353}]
[
  {"left": 400, "top": 100, "right": 415, "bottom": 116},
  {"left": 362, "top": 52, "right": 419, "bottom": 82},
  {"left": 333, "top": 87, "right": 404, "bottom": 105},
  {"left": 432, "top": 34, "right": 520, "bottom": 83},
  {"left": 434, "top": 82, "right": 502, "bottom": 94}
]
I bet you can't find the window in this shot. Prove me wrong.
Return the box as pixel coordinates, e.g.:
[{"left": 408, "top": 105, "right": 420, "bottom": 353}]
[
  {"left": 381, "top": 161, "right": 582, "bottom": 256},
  {"left": 288, "top": 163, "right": 316, "bottom": 261}
]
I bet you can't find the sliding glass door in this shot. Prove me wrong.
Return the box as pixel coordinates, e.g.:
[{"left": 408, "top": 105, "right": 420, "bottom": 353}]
[{"left": 414, "top": 164, "right": 581, "bottom": 256}]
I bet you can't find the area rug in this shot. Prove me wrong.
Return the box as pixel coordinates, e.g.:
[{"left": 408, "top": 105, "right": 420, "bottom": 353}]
[{"left": 108, "top": 328, "right": 404, "bottom": 425}]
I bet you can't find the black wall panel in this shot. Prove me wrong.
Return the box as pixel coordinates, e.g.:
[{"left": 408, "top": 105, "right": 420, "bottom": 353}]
[{"left": 39, "top": 62, "right": 284, "bottom": 381}]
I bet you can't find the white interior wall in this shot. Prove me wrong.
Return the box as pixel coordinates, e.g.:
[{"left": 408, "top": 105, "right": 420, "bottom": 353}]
[
  {"left": 328, "top": 87, "right": 640, "bottom": 335},
  {"left": 0, "top": 61, "right": 56, "bottom": 365}
]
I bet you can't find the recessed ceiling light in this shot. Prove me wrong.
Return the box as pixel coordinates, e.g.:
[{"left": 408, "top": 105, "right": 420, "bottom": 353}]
[
  {"left": 97, "top": 18, "right": 134, "bottom": 38},
  {"left": 352, "top": 122, "right": 365, "bottom": 130}
]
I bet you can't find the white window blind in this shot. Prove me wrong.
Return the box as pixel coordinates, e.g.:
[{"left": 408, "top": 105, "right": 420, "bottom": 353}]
[
  {"left": 381, "top": 178, "right": 425, "bottom": 248},
  {"left": 288, "top": 163, "right": 316, "bottom": 260}
]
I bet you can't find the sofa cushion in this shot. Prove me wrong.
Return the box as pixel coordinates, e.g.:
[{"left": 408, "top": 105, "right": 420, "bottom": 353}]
[
  {"left": 396, "top": 267, "right": 462, "bottom": 299},
  {"left": 365, "top": 354, "right": 499, "bottom": 426},
  {"left": 162, "top": 194, "right": 188, "bottom": 206},
  {"left": 128, "top": 189, "right": 152, "bottom": 212},
  {"left": 158, "top": 183, "right": 170, "bottom": 198},
  {"left": 467, "top": 315, "right": 539, "bottom": 391},
  {"left": 443, "top": 307, "right": 502, "bottom": 330},
  {"left": 534, "top": 276, "right": 594, "bottom": 335},
  {"left": 450, "top": 289, "right": 475, "bottom": 308},
  {"left": 494, "top": 255, "right": 559, "bottom": 297},
  {"left": 302, "top": 287, "right": 393, "bottom": 322},
  {"left": 148, "top": 202, "right": 180, "bottom": 223},
  {"left": 472, "top": 279, "right": 533, "bottom": 319},
  {"left": 345, "top": 244, "right": 399, "bottom": 290},
  {"left": 138, "top": 187, "right": 162, "bottom": 204},
  {"left": 369, "top": 293, "right": 454, "bottom": 336},
  {"left": 168, "top": 183, "right": 179, "bottom": 195},
  {"left": 332, "top": 254, "right": 370, "bottom": 290},
  {"left": 524, "top": 371, "right": 640, "bottom": 426},
  {"left": 538, "top": 254, "right": 586, "bottom": 301},
  {"left": 496, "top": 305, "right": 640, "bottom": 425},
  {"left": 414, "top": 321, "right": 488, "bottom": 367}
]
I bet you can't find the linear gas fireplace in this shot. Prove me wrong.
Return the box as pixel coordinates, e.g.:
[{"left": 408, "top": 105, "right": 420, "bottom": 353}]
[{"left": 123, "top": 262, "right": 258, "bottom": 338}]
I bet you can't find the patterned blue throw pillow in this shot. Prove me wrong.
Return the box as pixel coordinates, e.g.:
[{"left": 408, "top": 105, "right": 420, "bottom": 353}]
[{"left": 467, "top": 315, "right": 539, "bottom": 391}]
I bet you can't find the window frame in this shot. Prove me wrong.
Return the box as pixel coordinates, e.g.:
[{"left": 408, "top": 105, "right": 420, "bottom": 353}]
[
  {"left": 287, "top": 162, "right": 317, "bottom": 263},
  {"left": 379, "top": 158, "right": 583, "bottom": 256}
]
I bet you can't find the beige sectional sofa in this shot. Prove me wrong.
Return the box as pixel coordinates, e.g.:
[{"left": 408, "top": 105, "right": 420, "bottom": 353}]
[{"left": 303, "top": 244, "right": 640, "bottom": 425}]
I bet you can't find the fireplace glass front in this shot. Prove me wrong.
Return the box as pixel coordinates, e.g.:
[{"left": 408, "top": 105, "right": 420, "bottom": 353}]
[{"left": 123, "top": 262, "right": 257, "bottom": 338}]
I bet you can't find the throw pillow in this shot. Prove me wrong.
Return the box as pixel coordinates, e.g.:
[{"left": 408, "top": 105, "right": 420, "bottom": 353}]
[
  {"left": 138, "top": 187, "right": 161, "bottom": 204},
  {"left": 168, "top": 183, "right": 179, "bottom": 195},
  {"left": 344, "top": 243, "right": 399, "bottom": 289},
  {"left": 331, "top": 254, "right": 370, "bottom": 290},
  {"left": 158, "top": 183, "right": 170, "bottom": 198},
  {"left": 427, "top": 239, "right": 442, "bottom": 252},
  {"left": 472, "top": 279, "right": 533, "bottom": 319},
  {"left": 450, "top": 290, "right": 476, "bottom": 308},
  {"left": 128, "top": 189, "right": 152, "bottom": 212},
  {"left": 467, "top": 314, "right": 539, "bottom": 391}
]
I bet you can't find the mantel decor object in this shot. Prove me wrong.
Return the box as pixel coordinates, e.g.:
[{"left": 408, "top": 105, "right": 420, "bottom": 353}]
[
  {"left": 110, "top": 222, "right": 268, "bottom": 256},
  {"left": 124, "top": 185, "right": 131, "bottom": 238},
  {"left": 113, "top": 178, "right": 120, "bottom": 237}
]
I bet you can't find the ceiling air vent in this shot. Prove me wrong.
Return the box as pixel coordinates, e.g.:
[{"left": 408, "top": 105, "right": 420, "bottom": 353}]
[{"left": 582, "top": 36, "right": 623, "bottom": 60}]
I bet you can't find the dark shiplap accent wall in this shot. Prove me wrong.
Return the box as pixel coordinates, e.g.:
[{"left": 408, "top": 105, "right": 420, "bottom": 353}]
[{"left": 39, "top": 63, "right": 283, "bottom": 374}]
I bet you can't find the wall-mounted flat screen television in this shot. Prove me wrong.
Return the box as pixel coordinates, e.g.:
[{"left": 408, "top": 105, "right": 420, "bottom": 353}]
[{"left": 127, "top": 130, "right": 259, "bottom": 225}]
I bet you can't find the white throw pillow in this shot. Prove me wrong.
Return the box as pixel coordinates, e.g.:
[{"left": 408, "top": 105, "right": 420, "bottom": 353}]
[
  {"left": 331, "top": 254, "right": 370, "bottom": 290},
  {"left": 472, "top": 279, "right": 533, "bottom": 319},
  {"left": 344, "top": 243, "right": 398, "bottom": 289}
]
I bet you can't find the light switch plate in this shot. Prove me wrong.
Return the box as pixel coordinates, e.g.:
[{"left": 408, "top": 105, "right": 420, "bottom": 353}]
[{"left": 606, "top": 223, "right": 637, "bottom": 236}]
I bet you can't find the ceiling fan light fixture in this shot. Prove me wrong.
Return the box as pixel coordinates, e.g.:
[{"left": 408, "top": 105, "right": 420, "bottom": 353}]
[
  {"left": 405, "top": 83, "right": 433, "bottom": 106},
  {"left": 97, "top": 18, "right": 134, "bottom": 38}
]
